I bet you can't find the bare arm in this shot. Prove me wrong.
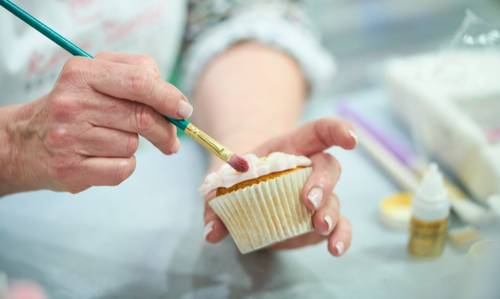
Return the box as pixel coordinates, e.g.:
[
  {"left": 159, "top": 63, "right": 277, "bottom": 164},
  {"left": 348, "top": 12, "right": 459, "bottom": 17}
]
[{"left": 192, "top": 42, "right": 306, "bottom": 167}]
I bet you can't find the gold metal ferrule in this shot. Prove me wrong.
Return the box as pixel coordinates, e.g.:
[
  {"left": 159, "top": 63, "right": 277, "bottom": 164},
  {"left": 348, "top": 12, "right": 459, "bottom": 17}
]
[{"left": 185, "top": 123, "right": 234, "bottom": 163}]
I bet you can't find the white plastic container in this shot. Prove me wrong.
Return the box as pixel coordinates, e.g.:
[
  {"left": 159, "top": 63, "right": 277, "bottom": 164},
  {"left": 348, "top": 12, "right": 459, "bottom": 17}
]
[
  {"left": 408, "top": 164, "right": 450, "bottom": 258},
  {"left": 385, "top": 50, "right": 500, "bottom": 202}
]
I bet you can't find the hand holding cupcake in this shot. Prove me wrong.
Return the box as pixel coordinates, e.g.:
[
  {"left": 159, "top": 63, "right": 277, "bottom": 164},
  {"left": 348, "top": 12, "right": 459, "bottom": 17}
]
[{"left": 201, "top": 118, "right": 357, "bottom": 256}]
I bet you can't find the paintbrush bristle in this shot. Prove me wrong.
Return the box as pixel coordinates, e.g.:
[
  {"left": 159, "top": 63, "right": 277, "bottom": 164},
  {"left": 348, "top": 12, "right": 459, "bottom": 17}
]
[{"left": 228, "top": 154, "right": 249, "bottom": 173}]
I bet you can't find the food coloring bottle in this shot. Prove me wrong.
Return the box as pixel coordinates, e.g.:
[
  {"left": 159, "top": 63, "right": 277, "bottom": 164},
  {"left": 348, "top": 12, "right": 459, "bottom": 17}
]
[{"left": 408, "top": 163, "right": 450, "bottom": 259}]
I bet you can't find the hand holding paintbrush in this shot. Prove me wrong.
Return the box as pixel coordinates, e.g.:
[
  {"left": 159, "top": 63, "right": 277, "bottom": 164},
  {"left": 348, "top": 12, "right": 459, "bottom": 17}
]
[{"left": 0, "top": 0, "right": 248, "bottom": 174}]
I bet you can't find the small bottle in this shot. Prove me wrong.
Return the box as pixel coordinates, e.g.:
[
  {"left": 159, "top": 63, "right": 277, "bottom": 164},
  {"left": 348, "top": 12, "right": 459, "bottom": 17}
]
[{"left": 408, "top": 163, "right": 450, "bottom": 259}]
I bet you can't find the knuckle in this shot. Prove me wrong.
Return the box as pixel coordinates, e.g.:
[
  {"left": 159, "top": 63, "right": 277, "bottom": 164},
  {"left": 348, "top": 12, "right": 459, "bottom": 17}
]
[
  {"left": 323, "top": 154, "right": 341, "bottom": 173},
  {"left": 133, "top": 103, "right": 156, "bottom": 133},
  {"left": 320, "top": 152, "right": 334, "bottom": 163},
  {"left": 125, "top": 134, "right": 139, "bottom": 156},
  {"left": 159, "top": 83, "right": 177, "bottom": 114},
  {"left": 94, "top": 51, "right": 112, "bottom": 60},
  {"left": 314, "top": 154, "right": 341, "bottom": 185},
  {"left": 48, "top": 157, "right": 73, "bottom": 182},
  {"left": 343, "top": 216, "right": 352, "bottom": 228},
  {"left": 338, "top": 119, "right": 351, "bottom": 127},
  {"left": 164, "top": 126, "right": 177, "bottom": 147},
  {"left": 317, "top": 118, "right": 333, "bottom": 131},
  {"left": 332, "top": 193, "right": 341, "bottom": 209},
  {"left": 344, "top": 224, "right": 352, "bottom": 236},
  {"left": 67, "top": 188, "right": 80, "bottom": 194},
  {"left": 67, "top": 185, "right": 88, "bottom": 194},
  {"left": 313, "top": 211, "right": 324, "bottom": 223},
  {"left": 60, "top": 57, "right": 85, "bottom": 82},
  {"left": 50, "top": 97, "right": 80, "bottom": 120},
  {"left": 333, "top": 158, "right": 342, "bottom": 174},
  {"left": 125, "top": 68, "right": 150, "bottom": 96},
  {"left": 139, "top": 55, "right": 160, "bottom": 76},
  {"left": 136, "top": 54, "right": 155, "bottom": 66},
  {"left": 112, "top": 161, "right": 131, "bottom": 185},
  {"left": 319, "top": 117, "right": 331, "bottom": 125},
  {"left": 45, "top": 127, "right": 71, "bottom": 149}
]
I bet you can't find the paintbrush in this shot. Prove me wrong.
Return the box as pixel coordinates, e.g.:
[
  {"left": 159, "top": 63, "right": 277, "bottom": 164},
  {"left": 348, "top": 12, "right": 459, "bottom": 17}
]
[{"left": 0, "top": 0, "right": 249, "bottom": 173}]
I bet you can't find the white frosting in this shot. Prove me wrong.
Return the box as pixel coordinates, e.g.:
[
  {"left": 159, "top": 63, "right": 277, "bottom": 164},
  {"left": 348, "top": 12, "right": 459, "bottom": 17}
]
[{"left": 198, "top": 152, "right": 311, "bottom": 196}]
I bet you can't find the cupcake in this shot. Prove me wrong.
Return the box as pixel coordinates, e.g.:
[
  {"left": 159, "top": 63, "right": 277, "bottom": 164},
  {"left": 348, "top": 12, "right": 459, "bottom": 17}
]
[{"left": 199, "top": 152, "right": 314, "bottom": 254}]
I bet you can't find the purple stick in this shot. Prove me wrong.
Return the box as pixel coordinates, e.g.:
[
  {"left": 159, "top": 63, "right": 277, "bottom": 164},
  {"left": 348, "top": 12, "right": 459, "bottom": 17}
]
[{"left": 338, "top": 104, "right": 416, "bottom": 167}]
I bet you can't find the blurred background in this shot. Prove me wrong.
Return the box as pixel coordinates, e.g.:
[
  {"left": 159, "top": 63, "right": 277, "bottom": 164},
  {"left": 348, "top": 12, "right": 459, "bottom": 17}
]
[{"left": 305, "top": 0, "right": 500, "bottom": 95}]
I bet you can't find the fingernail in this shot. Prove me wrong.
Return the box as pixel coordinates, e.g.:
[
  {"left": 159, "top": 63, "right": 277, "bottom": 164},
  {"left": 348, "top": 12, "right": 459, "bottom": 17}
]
[
  {"left": 348, "top": 130, "right": 358, "bottom": 146},
  {"left": 170, "top": 137, "right": 181, "bottom": 154},
  {"left": 177, "top": 100, "right": 193, "bottom": 119},
  {"left": 204, "top": 221, "right": 214, "bottom": 241},
  {"left": 321, "top": 215, "right": 333, "bottom": 236},
  {"left": 308, "top": 188, "right": 323, "bottom": 208},
  {"left": 336, "top": 241, "right": 345, "bottom": 256}
]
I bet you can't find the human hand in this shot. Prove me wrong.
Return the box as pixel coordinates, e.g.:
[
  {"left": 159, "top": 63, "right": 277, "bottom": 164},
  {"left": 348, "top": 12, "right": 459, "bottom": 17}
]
[
  {"left": 202, "top": 118, "right": 357, "bottom": 256},
  {"left": 1, "top": 52, "right": 192, "bottom": 195}
]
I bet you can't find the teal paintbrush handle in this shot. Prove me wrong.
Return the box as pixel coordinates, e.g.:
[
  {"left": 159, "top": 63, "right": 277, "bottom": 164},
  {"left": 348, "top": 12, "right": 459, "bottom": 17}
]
[
  {"left": 0, "top": 0, "right": 92, "bottom": 58},
  {"left": 0, "top": 0, "right": 189, "bottom": 131},
  {"left": 164, "top": 117, "right": 189, "bottom": 131}
]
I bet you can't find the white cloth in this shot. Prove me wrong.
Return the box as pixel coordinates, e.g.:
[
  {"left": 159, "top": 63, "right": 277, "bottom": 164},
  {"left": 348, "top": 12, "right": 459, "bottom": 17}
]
[
  {"left": 0, "top": 0, "right": 187, "bottom": 107},
  {"left": 0, "top": 0, "right": 335, "bottom": 109}
]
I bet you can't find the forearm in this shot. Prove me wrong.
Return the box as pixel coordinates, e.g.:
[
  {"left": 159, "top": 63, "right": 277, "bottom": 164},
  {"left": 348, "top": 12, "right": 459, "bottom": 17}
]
[{"left": 192, "top": 42, "right": 307, "bottom": 169}]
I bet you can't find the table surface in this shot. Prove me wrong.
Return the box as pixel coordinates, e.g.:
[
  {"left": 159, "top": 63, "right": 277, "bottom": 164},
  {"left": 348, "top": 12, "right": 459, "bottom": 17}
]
[{"left": 1, "top": 88, "right": 499, "bottom": 299}]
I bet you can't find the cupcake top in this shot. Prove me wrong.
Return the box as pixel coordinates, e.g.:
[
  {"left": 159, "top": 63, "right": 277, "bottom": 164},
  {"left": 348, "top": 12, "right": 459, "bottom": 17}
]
[{"left": 198, "top": 152, "right": 312, "bottom": 196}]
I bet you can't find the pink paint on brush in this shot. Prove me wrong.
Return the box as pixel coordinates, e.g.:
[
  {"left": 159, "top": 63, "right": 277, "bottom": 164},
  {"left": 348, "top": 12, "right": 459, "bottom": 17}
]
[{"left": 228, "top": 154, "right": 249, "bottom": 173}]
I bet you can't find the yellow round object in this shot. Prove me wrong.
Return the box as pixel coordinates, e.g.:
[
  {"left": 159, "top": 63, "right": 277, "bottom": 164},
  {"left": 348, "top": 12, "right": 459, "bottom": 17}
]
[
  {"left": 467, "top": 240, "right": 500, "bottom": 263},
  {"left": 379, "top": 192, "right": 413, "bottom": 230}
]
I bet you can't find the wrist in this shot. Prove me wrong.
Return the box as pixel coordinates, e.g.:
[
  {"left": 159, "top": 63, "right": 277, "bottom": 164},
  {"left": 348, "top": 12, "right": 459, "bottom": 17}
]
[{"left": 0, "top": 103, "right": 40, "bottom": 197}]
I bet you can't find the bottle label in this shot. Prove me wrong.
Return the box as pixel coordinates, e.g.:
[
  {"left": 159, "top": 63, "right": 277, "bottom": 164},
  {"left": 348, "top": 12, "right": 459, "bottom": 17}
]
[{"left": 408, "top": 217, "right": 448, "bottom": 258}]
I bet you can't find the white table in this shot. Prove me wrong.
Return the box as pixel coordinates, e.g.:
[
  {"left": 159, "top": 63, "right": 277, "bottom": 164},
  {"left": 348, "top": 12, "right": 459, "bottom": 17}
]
[{"left": 1, "top": 88, "right": 499, "bottom": 298}]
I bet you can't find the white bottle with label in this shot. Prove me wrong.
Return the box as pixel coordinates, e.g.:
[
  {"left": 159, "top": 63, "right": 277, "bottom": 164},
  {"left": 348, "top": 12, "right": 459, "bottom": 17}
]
[{"left": 408, "top": 163, "right": 450, "bottom": 259}]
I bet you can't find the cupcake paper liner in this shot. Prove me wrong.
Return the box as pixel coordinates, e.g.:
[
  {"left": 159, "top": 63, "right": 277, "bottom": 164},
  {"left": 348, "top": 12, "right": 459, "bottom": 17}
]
[{"left": 209, "top": 167, "right": 314, "bottom": 254}]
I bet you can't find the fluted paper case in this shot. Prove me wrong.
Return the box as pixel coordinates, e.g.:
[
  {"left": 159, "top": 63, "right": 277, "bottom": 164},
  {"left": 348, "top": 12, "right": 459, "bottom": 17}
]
[{"left": 209, "top": 167, "right": 314, "bottom": 254}]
